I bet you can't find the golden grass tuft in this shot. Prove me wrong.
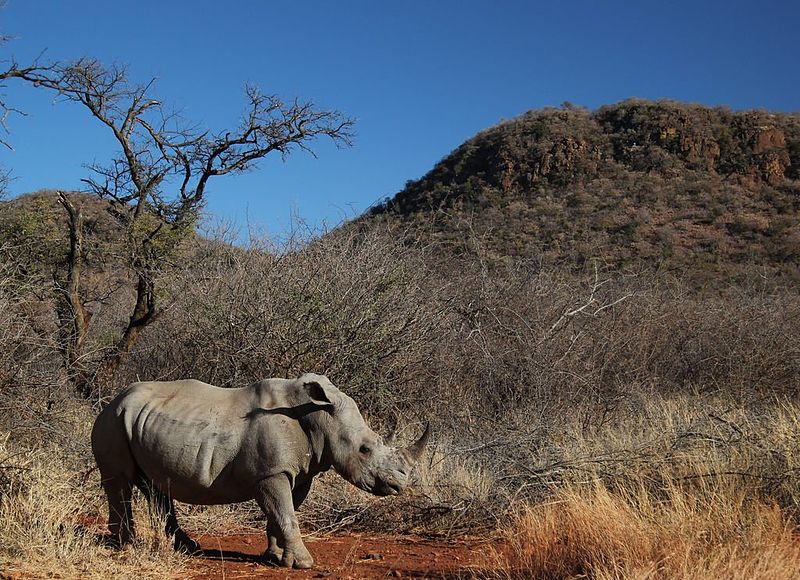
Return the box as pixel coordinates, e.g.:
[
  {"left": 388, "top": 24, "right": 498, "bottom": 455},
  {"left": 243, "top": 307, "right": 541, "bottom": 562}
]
[{"left": 495, "top": 478, "right": 800, "bottom": 580}]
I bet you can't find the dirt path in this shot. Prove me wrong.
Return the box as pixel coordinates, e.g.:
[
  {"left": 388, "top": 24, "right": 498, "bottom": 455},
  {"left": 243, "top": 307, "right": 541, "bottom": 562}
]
[{"left": 187, "top": 531, "right": 503, "bottom": 579}]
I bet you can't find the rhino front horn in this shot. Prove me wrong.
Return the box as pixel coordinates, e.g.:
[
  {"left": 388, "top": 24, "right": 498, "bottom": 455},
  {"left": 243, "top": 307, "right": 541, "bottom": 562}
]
[{"left": 404, "top": 423, "right": 431, "bottom": 462}]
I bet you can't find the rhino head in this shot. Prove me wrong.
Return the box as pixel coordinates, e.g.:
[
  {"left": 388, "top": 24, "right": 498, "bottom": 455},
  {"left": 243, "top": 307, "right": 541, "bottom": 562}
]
[{"left": 299, "top": 374, "right": 430, "bottom": 496}]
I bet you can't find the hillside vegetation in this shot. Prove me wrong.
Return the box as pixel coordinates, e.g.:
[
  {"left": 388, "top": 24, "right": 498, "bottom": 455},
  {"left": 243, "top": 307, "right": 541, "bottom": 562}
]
[
  {"left": 369, "top": 100, "right": 800, "bottom": 284},
  {"left": 2, "top": 100, "right": 800, "bottom": 578}
]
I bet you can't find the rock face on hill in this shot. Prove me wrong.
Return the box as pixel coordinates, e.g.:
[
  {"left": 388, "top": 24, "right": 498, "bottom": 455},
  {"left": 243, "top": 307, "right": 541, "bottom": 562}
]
[{"left": 367, "top": 100, "right": 800, "bottom": 282}]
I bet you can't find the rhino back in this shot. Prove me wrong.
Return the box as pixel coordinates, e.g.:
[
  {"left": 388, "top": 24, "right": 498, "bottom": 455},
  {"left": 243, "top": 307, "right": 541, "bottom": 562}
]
[
  {"left": 107, "top": 381, "right": 250, "bottom": 503},
  {"left": 94, "top": 379, "right": 318, "bottom": 505}
]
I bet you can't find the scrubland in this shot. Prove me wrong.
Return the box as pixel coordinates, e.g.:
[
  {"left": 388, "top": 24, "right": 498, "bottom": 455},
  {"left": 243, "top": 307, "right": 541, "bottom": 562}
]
[{"left": 1, "top": 221, "right": 799, "bottom": 578}]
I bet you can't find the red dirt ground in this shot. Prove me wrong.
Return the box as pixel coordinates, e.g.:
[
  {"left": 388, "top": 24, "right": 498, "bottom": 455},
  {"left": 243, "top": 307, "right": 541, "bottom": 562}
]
[{"left": 187, "top": 531, "right": 505, "bottom": 579}]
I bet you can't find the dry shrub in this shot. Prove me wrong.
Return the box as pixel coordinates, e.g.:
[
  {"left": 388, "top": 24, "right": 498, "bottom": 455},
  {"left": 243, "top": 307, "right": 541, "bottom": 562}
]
[
  {"left": 496, "top": 480, "right": 800, "bottom": 579},
  {"left": 122, "top": 222, "right": 447, "bottom": 418},
  {"left": 432, "top": 257, "right": 800, "bottom": 418}
]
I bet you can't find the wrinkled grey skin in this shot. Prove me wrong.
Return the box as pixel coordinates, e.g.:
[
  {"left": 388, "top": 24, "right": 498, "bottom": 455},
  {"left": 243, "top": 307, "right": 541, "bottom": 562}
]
[{"left": 91, "top": 373, "right": 429, "bottom": 569}]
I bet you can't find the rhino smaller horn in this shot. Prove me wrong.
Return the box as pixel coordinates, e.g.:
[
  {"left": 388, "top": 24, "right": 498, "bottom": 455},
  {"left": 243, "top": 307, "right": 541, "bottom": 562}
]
[
  {"left": 385, "top": 414, "right": 400, "bottom": 446},
  {"left": 404, "top": 423, "right": 431, "bottom": 462}
]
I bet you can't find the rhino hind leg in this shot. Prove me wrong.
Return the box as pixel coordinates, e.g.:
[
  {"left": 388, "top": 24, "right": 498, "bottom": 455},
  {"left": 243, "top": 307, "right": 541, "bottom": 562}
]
[
  {"left": 264, "top": 521, "right": 283, "bottom": 565},
  {"left": 135, "top": 476, "right": 200, "bottom": 554},
  {"left": 101, "top": 476, "right": 135, "bottom": 547},
  {"left": 92, "top": 407, "right": 138, "bottom": 547}
]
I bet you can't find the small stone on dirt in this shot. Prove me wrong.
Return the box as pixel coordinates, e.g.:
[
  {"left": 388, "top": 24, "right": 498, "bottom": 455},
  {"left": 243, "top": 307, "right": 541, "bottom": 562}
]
[{"left": 362, "top": 552, "right": 383, "bottom": 560}]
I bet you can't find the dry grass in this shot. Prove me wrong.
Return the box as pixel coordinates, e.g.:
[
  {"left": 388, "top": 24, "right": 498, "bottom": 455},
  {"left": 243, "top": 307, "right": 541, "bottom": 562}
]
[
  {"left": 0, "top": 432, "right": 189, "bottom": 579},
  {"left": 494, "top": 479, "right": 800, "bottom": 580},
  {"left": 483, "top": 394, "right": 800, "bottom": 579}
]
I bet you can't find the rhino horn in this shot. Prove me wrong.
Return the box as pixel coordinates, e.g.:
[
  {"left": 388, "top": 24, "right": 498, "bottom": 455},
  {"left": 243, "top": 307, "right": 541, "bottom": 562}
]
[{"left": 403, "top": 423, "right": 431, "bottom": 463}]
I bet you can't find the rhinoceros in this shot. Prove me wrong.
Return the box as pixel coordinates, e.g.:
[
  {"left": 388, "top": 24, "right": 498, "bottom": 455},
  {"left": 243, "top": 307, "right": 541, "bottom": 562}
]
[{"left": 91, "top": 373, "right": 429, "bottom": 569}]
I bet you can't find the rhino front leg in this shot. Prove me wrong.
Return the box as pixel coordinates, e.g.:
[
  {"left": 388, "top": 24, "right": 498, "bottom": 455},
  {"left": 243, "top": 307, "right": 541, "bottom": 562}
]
[
  {"left": 256, "top": 475, "right": 313, "bottom": 569},
  {"left": 264, "top": 478, "right": 312, "bottom": 564}
]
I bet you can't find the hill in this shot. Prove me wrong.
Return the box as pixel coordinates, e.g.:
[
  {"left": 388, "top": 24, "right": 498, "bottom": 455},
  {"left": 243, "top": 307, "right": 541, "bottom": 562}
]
[{"left": 367, "top": 100, "right": 800, "bottom": 283}]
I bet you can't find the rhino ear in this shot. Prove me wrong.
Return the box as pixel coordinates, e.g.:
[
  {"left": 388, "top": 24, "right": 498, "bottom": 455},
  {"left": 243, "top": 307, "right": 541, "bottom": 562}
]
[{"left": 302, "top": 380, "right": 335, "bottom": 407}]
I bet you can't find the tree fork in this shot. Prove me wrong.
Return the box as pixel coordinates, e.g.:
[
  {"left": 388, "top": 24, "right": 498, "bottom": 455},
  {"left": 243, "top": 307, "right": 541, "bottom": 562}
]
[{"left": 94, "top": 270, "right": 159, "bottom": 385}]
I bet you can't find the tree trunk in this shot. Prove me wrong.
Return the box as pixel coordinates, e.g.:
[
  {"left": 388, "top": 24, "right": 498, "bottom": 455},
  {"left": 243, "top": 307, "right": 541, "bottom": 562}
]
[{"left": 56, "top": 192, "right": 93, "bottom": 398}]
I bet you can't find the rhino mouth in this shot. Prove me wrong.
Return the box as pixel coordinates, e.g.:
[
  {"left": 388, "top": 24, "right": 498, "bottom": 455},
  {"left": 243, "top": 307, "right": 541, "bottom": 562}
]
[{"left": 371, "top": 480, "right": 402, "bottom": 497}]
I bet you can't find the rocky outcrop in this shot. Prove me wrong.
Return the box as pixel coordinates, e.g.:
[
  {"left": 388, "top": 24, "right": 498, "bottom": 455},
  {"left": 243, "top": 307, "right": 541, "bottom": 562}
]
[
  {"left": 366, "top": 100, "right": 800, "bottom": 280},
  {"left": 383, "top": 102, "right": 798, "bottom": 219},
  {"left": 750, "top": 126, "right": 790, "bottom": 185}
]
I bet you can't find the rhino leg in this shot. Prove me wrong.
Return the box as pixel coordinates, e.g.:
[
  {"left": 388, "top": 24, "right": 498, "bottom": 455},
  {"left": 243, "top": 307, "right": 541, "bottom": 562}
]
[
  {"left": 264, "top": 521, "right": 282, "bottom": 565},
  {"left": 135, "top": 477, "right": 200, "bottom": 553},
  {"left": 163, "top": 497, "right": 200, "bottom": 554},
  {"left": 93, "top": 406, "right": 138, "bottom": 547},
  {"left": 264, "top": 479, "right": 312, "bottom": 564},
  {"left": 256, "top": 475, "right": 313, "bottom": 569},
  {"left": 101, "top": 476, "right": 135, "bottom": 547}
]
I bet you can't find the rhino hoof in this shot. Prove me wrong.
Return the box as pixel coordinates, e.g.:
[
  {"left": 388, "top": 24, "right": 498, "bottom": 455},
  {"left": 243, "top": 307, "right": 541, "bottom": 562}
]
[
  {"left": 263, "top": 550, "right": 283, "bottom": 566},
  {"left": 174, "top": 534, "right": 201, "bottom": 554},
  {"left": 281, "top": 551, "right": 314, "bottom": 569},
  {"left": 292, "top": 558, "right": 314, "bottom": 570}
]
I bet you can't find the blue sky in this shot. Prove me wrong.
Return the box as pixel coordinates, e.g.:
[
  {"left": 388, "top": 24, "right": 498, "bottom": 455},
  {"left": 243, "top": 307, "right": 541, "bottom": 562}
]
[{"left": 2, "top": 0, "right": 798, "bottom": 236}]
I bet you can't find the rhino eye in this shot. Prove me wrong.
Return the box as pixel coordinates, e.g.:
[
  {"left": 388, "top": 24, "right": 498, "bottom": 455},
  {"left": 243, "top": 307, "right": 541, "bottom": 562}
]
[{"left": 359, "top": 444, "right": 372, "bottom": 456}]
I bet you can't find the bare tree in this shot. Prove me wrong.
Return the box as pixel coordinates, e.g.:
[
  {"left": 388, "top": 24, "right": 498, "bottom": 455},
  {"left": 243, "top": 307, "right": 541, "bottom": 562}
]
[{"left": 28, "top": 58, "right": 355, "bottom": 397}]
